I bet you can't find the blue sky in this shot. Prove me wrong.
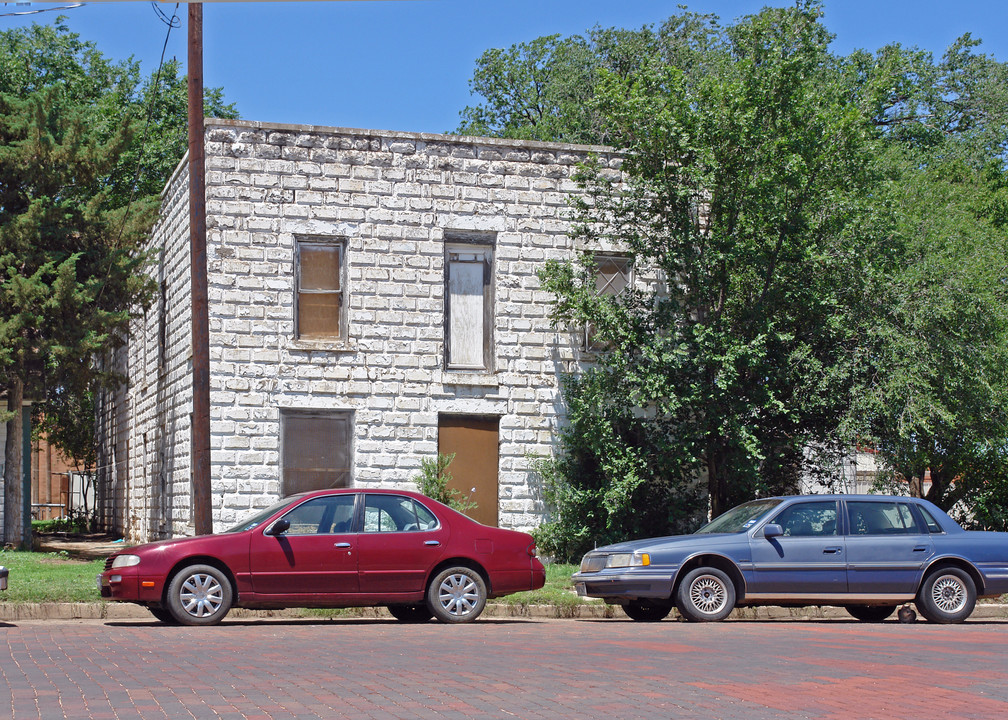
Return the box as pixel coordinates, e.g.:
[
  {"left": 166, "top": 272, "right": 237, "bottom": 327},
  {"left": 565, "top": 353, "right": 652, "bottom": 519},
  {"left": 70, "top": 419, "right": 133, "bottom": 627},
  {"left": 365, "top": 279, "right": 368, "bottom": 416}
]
[{"left": 3, "top": 1, "right": 1007, "bottom": 134}]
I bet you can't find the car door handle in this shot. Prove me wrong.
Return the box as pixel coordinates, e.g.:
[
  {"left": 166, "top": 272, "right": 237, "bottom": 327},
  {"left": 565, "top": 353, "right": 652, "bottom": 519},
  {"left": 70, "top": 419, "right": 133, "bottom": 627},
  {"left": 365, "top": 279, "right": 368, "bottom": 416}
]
[
  {"left": 424, "top": 540, "right": 441, "bottom": 547},
  {"left": 334, "top": 542, "right": 351, "bottom": 549},
  {"left": 913, "top": 546, "right": 928, "bottom": 552},
  {"left": 823, "top": 547, "right": 842, "bottom": 554}
]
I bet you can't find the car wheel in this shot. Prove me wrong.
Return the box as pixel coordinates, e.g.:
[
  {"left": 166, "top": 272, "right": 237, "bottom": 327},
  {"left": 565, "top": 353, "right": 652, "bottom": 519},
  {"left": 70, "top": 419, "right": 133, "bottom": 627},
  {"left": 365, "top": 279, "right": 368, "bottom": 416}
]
[
  {"left": 427, "top": 566, "right": 487, "bottom": 624},
  {"left": 622, "top": 601, "right": 672, "bottom": 622},
  {"left": 387, "top": 604, "right": 434, "bottom": 623},
  {"left": 149, "top": 606, "right": 179, "bottom": 624},
  {"left": 166, "top": 564, "right": 233, "bottom": 626},
  {"left": 675, "top": 567, "right": 736, "bottom": 622},
  {"left": 916, "top": 567, "right": 976, "bottom": 624},
  {"left": 844, "top": 605, "right": 896, "bottom": 622}
]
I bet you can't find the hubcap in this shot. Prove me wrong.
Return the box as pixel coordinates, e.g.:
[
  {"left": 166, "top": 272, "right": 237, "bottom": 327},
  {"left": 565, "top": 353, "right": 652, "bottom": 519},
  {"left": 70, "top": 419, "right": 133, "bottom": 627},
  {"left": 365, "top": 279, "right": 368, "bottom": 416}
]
[
  {"left": 437, "top": 573, "right": 480, "bottom": 617},
  {"left": 180, "top": 573, "right": 224, "bottom": 618},
  {"left": 931, "top": 575, "right": 967, "bottom": 614},
  {"left": 690, "top": 575, "right": 728, "bottom": 615}
]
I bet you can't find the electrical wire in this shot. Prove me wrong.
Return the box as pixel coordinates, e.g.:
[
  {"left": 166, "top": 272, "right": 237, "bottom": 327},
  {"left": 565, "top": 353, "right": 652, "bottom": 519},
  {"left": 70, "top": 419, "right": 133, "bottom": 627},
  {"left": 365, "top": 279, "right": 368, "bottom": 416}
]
[
  {"left": 151, "top": 1, "right": 181, "bottom": 29},
  {"left": 0, "top": 3, "right": 84, "bottom": 18}
]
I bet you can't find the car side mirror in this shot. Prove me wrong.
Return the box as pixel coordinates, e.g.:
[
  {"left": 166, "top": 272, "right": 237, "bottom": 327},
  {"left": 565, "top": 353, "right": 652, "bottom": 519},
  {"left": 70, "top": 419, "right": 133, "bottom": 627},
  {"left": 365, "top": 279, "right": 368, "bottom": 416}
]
[
  {"left": 763, "top": 523, "right": 783, "bottom": 539},
  {"left": 266, "top": 519, "right": 290, "bottom": 536}
]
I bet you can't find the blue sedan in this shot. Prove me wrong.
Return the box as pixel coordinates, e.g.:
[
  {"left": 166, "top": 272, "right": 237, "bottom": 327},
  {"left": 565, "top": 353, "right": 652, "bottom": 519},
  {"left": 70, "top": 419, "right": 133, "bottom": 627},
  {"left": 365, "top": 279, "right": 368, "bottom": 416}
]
[{"left": 572, "top": 495, "right": 1008, "bottom": 623}]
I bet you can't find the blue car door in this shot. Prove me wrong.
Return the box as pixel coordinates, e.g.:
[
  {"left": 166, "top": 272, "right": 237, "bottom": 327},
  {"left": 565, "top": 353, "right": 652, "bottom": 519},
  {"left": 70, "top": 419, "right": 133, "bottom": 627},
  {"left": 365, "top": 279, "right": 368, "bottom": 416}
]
[
  {"left": 748, "top": 500, "right": 847, "bottom": 595},
  {"left": 844, "top": 500, "right": 934, "bottom": 594}
]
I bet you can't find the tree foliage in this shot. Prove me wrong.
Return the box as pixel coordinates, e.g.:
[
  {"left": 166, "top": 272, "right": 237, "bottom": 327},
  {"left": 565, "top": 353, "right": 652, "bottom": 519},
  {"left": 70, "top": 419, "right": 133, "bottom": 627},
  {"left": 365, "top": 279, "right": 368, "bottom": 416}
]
[
  {"left": 460, "top": 2, "right": 1008, "bottom": 558},
  {"left": 1, "top": 18, "right": 237, "bottom": 543}
]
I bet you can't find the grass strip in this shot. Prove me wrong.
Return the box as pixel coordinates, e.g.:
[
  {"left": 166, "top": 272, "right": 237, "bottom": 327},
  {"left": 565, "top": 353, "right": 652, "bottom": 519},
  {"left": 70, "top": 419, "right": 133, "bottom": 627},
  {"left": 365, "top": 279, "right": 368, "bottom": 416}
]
[{"left": 0, "top": 550, "right": 105, "bottom": 603}]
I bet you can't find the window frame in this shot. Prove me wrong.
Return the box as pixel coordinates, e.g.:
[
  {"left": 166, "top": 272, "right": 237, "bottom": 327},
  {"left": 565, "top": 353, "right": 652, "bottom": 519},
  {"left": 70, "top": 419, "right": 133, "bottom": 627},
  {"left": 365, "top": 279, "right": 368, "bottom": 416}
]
[
  {"left": 768, "top": 500, "right": 839, "bottom": 537},
  {"left": 279, "top": 409, "right": 353, "bottom": 496},
  {"left": 294, "top": 237, "right": 346, "bottom": 341},
  {"left": 444, "top": 240, "right": 494, "bottom": 371},
  {"left": 278, "top": 494, "right": 357, "bottom": 536},
  {"left": 845, "top": 500, "right": 926, "bottom": 536},
  {"left": 585, "top": 254, "right": 632, "bottom": 351},
  {"left": 363, "top": 494, "right": 441, "bottom": 534}
]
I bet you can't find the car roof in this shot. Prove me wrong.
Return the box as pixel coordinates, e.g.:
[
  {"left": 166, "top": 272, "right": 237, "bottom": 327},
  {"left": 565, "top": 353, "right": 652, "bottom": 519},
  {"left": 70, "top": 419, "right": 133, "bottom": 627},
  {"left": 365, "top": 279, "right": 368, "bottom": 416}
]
[
  {"left": 288, "top": 487, "right": 427, "bottom": 499},
  {"left": 769, "top": 494, "right": 926, "bottom": 503}
]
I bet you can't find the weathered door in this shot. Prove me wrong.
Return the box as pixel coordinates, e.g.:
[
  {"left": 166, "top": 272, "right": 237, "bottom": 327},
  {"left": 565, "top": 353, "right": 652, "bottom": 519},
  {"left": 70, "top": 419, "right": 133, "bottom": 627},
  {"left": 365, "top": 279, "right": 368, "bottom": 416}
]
[{"left": 438, "top": 415, "right": 499, "bottom": 527}]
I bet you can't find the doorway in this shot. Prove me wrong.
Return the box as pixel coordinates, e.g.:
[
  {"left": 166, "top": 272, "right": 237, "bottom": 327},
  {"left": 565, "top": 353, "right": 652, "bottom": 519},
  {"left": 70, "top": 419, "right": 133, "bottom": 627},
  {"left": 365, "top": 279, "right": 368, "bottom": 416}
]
[{"left": 437, "top": 415, "right": 499, "bottom": 527}]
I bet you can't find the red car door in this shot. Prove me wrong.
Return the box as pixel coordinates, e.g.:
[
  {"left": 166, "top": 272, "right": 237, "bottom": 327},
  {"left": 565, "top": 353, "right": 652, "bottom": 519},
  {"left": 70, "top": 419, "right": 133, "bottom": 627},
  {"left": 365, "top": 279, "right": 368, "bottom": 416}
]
[
  {"left": 249, "top": 494, "right": 359, "bottom": 596},
  {"left": 355, "top": 494, "right": 449, "bottom": 594}
]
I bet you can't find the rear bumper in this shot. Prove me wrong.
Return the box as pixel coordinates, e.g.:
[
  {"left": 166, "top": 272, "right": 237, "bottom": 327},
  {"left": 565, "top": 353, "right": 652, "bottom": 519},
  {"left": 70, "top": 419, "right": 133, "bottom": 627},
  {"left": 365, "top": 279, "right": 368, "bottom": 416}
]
[{"left": 488, "top": 561, "right": 546, "bottom": 598}]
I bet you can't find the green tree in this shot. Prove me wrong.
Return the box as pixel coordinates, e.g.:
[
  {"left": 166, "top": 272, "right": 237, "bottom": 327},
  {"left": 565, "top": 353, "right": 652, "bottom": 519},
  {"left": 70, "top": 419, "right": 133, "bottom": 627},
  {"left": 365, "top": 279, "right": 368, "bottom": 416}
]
[
  {"left": 1, "top": 88, "right": 155, "bottom": 545},
  {"left": 840, "top": 36, "right": 1008, "bottom": 512},
  {"left": 1, "top": 18, "right": 236, "bottom": 544},
  {"left": 462, "top": 3, "right": 1008, "bottom": 555},
  {"left": 534, "top": 2, "right": 880, "bottom": 558},
  {"left": 455, "top": 11, "right": 724, "bottom": 145}
]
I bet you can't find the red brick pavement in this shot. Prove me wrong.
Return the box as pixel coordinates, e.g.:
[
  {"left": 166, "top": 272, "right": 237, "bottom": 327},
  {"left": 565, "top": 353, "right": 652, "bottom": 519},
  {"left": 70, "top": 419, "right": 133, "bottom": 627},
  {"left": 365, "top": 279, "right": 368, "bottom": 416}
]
[{"left": 2, "top": 616, "right": 1006, "bottom": 719}]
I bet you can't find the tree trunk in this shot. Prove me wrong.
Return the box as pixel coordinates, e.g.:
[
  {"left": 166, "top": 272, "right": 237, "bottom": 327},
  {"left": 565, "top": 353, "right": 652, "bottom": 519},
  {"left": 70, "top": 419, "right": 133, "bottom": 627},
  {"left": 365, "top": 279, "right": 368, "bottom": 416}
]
[
  {"left": 908, "top": 472, "right": 923, "bottom": 498},
  {"left": 4, "top": 377, "right": 24, "bottom": 547},
  {"left": 708, "top": 446, "right": 729, "bottom": 519}
]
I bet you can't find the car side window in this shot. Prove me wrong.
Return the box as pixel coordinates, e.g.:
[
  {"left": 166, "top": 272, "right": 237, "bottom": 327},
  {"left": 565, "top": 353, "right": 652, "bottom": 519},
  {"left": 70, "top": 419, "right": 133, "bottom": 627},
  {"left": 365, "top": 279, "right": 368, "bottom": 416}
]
[
  {"left": 916, "top": 505, "right": 945, "bottom": 533},
  {"left": 413, "top": 500, "right": 439, "bottom": 530},
  {"left": 847, "top": 501, "right": 922, "bottom": 535},
  {"left": 770, "top": 502, "right": 838, "bottom": 536},
  {"left": 280, "top": 495, "right": 356, "bottom": 535},
  {"left": 364, "top": 495, "right": 431, "bottom": 533}
]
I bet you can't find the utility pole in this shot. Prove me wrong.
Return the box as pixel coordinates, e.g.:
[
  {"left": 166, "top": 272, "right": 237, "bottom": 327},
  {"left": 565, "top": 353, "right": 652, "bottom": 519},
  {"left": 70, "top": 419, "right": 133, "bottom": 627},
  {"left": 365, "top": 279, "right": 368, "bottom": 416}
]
[{"left": 188, "top": 3, "right": 212, "bottom": 535}]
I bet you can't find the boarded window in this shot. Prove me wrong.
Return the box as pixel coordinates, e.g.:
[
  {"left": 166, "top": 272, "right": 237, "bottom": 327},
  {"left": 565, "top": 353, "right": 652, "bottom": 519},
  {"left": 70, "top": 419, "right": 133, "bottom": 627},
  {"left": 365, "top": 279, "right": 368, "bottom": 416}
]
[
  {"left": 446, "top": 245, "right": 492, "bottom": 370},
  {"left": 280, "top": 410, "right": 352, "bottom": 495},
  {"left": 586, "top": 255, "right": 631, "bottom": 350},
  {"left": 296, "top": 240, "right": 344, "bottom": 339}
]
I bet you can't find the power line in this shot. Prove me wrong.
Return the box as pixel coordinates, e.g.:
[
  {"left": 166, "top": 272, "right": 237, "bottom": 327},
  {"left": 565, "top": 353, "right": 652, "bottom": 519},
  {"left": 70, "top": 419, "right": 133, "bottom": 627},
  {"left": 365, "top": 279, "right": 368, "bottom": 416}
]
[{"left": 0, "top": 3, "right": 84, "bottom": 19}]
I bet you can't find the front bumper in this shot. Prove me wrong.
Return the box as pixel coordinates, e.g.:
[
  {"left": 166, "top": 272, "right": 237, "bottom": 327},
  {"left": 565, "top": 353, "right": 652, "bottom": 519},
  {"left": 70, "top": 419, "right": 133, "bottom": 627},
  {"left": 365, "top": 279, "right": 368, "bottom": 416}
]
[
  {"left": 98, "top": 570, "right": 163, "bottom": 602},
  {"left": 572, "top": 571, "right": 674, "bottom": 602}
]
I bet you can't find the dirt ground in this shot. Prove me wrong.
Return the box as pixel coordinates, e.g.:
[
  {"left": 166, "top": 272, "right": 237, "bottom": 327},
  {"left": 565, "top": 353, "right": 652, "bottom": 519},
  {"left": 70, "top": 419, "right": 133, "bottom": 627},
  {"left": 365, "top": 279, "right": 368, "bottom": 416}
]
[{"left": 34, "top": 532, "right": 127, "bottom": 561}]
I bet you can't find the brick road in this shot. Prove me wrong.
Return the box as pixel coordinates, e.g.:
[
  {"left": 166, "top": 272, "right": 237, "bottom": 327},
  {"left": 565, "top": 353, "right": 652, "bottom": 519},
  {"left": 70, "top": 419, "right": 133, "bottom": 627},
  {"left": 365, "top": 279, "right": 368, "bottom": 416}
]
[{"left": 2, "top": 616, "right": 1006, "bottom": 720}]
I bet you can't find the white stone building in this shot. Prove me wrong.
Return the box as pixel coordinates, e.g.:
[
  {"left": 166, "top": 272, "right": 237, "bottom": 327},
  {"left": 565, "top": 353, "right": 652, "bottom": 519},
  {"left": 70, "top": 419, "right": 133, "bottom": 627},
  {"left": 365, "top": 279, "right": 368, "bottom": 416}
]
[{"left": 96, "top": 119, "right": 622, "bottom": 541}]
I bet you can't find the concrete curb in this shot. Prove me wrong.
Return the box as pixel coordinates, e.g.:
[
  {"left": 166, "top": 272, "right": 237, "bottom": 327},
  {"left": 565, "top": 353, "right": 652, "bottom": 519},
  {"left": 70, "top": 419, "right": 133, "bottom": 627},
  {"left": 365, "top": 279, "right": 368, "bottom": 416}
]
[{"left": 2, "top": 601, "right": 1006, "bottom": 623}]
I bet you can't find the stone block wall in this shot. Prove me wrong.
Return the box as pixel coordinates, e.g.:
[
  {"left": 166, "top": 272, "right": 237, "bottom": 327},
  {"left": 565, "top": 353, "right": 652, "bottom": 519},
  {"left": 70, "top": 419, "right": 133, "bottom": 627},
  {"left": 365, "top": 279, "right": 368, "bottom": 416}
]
[{"left": 111, "top": 120, "right": 621, "bottom": 537}]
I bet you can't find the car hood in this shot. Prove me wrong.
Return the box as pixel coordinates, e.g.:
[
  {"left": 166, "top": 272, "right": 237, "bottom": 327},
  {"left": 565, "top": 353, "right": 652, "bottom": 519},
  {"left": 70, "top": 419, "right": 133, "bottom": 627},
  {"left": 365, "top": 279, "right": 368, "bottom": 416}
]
[
  {"left": 121, "top": 533, "right": 230, "bottom": 558},
  {"left": 590, "top": 532, "right": 738, "bottom": 554}
]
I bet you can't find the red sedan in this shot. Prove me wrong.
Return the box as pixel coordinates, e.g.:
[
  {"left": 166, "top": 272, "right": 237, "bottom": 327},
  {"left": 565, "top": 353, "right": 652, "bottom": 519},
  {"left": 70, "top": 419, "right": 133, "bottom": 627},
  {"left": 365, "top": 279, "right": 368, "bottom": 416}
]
[{"left": 100, "top": 488, "right": 546, "bottom": 625}]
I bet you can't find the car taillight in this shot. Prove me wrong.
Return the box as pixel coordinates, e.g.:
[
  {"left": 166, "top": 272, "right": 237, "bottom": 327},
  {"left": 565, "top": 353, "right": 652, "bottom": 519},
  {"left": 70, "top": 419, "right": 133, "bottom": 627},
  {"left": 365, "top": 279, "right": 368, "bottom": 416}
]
[{"left": 527, "top": 541, "right": 538, "bottom": 557}]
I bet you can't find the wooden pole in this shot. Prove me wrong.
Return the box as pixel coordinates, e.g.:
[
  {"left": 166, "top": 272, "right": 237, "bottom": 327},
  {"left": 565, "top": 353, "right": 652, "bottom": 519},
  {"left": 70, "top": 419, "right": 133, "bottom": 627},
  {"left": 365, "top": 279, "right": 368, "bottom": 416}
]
[{"left": 188, "top": 3, "right": 212, "bottom": 535}]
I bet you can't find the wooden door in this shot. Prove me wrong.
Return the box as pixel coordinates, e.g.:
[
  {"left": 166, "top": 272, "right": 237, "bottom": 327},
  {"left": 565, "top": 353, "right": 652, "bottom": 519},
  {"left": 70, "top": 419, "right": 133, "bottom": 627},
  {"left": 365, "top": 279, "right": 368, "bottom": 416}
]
[{"left": 438, "top": 415, "right": 499, "bottom": 527}]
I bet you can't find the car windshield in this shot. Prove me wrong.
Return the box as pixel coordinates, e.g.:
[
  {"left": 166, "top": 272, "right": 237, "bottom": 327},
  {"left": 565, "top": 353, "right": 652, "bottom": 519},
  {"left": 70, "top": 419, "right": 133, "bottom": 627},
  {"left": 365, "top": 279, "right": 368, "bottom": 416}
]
[
  {"left": 223, "top": 498, "right": 294, "bottom": 533},
  {"left": 694, "top": 498, "right": 782, "bottom": 534}
]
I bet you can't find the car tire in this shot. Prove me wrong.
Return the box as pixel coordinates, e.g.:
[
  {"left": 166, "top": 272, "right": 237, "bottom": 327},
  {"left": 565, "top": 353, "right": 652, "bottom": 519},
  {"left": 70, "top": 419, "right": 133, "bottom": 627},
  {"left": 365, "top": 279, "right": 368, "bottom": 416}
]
[
  {"left": 426, "top": 566, "right": 487, "bottom": 624},
  {"left": 622, "top": 601, "right": 672, "bottom": 622},
  {"left": 675, "top": 567, "right": 736, "bottom": 622},
  {"left": 844, "top": 605, "right": 895, "bottom": 622},
  {"left": 166, "top": 564, "right": 233, "bottom": 626},
  {"left": 387, "top": 604, "right": 434, "bottom": 623},
  {"left": 916, "top": 566, "right": 976, "bottom": 624},
  {"left": 149, "top": 606, "right": 179, "bottom": 624}
]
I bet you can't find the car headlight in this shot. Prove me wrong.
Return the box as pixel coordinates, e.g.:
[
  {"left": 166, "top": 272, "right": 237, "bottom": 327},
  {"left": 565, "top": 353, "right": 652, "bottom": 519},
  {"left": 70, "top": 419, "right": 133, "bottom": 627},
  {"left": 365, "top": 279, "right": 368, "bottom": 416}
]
[
  {"left": 111, "top": 554, "right": 141, "bottom": 569},
  {"left": 605, "top": 552, "right": 650, "bottom": 568}
]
